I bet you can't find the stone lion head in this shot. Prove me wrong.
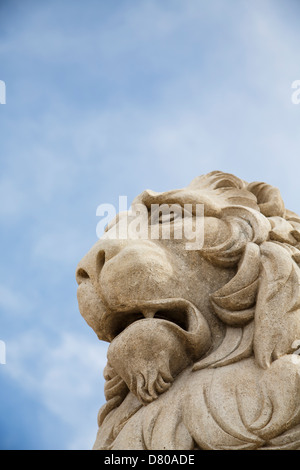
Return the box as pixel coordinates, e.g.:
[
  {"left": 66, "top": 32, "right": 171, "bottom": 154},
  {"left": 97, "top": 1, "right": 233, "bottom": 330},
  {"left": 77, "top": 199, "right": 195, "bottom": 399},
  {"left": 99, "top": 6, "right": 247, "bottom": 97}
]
[{"left": 76, "top": 171, "right": 300, "bottom": 450}]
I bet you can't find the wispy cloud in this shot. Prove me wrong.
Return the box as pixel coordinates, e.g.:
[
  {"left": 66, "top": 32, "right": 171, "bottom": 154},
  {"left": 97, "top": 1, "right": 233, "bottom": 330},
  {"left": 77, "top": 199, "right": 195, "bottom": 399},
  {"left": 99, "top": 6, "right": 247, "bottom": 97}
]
[
  {"left": 1, "top": 0, "right": 300, "bottom": 450},
  {"left": 6, "top": 329, "right": 108, "bottom": 448}
]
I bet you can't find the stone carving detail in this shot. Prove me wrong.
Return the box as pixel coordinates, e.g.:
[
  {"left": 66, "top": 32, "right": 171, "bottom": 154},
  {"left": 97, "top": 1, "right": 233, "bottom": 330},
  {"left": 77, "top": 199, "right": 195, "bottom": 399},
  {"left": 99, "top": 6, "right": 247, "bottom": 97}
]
[{"left": 76, "top": 171, "right": 300, "bottom": 450}]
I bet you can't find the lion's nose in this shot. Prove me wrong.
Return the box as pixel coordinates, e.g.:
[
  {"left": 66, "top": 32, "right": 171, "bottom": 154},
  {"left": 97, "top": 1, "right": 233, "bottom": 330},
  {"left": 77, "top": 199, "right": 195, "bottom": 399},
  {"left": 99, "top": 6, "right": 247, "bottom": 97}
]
[
  {"left": 76, "top": 250, "right": 105, "bottom": 285},
  {"left": 75, "top": 240, "right": 127, "bottom": 286}
]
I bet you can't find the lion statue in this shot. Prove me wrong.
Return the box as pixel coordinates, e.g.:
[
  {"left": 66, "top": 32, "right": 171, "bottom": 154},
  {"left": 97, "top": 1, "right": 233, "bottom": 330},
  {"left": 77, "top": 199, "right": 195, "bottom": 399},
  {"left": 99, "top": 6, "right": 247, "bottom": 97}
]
[{"left": 76, "top": 171, "right": 300, "bottom": 450}]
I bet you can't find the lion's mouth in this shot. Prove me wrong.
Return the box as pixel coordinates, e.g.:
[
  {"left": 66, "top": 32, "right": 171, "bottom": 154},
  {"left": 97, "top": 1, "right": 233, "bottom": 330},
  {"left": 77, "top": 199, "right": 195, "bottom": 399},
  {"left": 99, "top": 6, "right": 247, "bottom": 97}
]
[{"left": 101, "top": 298, "right": 200, "bottom": 342}]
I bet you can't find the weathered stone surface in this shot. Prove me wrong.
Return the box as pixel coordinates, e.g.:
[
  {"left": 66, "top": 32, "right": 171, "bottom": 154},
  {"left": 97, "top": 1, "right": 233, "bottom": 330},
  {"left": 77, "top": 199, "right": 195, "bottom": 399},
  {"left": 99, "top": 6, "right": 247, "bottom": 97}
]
[{"left": 76, "top": 171, "right": 300, "bottom": 450}]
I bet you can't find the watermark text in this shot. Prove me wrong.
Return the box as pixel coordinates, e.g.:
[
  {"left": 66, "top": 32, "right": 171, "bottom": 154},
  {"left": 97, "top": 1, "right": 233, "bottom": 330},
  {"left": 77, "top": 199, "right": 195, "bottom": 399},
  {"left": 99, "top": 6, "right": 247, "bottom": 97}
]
[
  {"left": 0, "top": 80, "right": 6, "bottom": 104},
  {"left": 291, "top": 80, "right": 300, "bottom": 105},
  {"left": 0, "top": 340, "right": 6, "bottom": 365},
  {"left": 96, "top": 197, "right": 205, "bottom": 250}
]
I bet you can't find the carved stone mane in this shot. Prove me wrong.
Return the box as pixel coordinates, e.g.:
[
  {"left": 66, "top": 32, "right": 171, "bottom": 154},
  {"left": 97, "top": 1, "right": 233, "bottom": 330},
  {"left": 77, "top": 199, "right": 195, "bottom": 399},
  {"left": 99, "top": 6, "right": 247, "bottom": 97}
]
[{"left": 76, "top": 171, "right": 300, "bottom": 450}]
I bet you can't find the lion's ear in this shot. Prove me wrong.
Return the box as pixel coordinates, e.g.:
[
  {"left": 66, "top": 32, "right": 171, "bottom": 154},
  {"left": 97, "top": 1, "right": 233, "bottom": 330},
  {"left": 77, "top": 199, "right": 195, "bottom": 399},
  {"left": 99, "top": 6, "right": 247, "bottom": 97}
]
[{"left": 254, "top": 241, "right": 300, "bottom": 369}]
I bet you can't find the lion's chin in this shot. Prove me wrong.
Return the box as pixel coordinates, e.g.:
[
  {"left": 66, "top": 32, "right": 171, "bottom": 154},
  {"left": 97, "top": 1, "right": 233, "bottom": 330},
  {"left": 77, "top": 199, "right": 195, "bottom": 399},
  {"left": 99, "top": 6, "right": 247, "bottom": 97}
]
[
  {"left": 107, "top": 319, "right": 192, "bottom": 405},
  {"left": 104, "top": 299, "right": 211, "bottom": 405}
]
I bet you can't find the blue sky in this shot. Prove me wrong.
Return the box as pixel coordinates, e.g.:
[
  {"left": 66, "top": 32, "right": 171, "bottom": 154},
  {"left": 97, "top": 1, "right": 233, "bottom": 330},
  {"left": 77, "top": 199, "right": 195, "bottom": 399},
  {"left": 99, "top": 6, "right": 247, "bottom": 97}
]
[{"left": 0, "top": 0, "right": 300, "bottom": 449}]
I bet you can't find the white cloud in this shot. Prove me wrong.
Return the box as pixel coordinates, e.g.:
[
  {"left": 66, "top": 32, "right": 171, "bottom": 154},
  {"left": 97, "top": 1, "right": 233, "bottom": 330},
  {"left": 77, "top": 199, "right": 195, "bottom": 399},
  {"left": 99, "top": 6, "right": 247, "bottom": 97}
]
[{"left": 6, "top": 329, "right": 108, "bottom": 449}]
